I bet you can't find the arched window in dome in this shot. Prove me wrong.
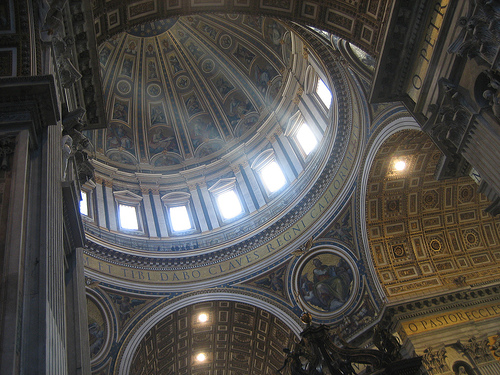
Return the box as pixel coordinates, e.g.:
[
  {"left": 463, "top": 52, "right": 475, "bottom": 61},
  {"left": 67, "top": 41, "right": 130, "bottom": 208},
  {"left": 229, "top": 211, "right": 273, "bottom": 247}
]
[
  {"left": 170, "top": 206, "right": 192, "bottom": 232},
  {"left": 209, "top": 178, "right": 245, "bottom": 222},
  {"left": 113, "top": 190, "right": 144, "bottom": 233},
  {"left": 161, "top": 192, "right": 196, "bottom": 234},
  {"left": 252, "top": 149, "right": 287, "bottom": 196}
]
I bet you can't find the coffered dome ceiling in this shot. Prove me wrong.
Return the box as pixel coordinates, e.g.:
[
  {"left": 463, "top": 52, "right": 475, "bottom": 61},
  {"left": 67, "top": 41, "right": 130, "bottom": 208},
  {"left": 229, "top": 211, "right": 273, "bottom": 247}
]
[{"left": 91, "top": 14, "right": 291, "bottom": 171}]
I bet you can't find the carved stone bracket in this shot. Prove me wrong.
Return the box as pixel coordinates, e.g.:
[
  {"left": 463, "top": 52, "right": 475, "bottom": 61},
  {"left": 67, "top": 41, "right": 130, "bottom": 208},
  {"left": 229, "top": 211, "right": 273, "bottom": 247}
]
[
  {"left": 423, "top": 79, "right": 474, "bottom": 179},
  {"left": 0, "top": 136, "right": 16, "bottom": 170},
  {"left": 448, "top": 0, "right": 500, "bottom": 70},
  {"left": 38, "top": 0, "right": 106, "bottom": 130}
]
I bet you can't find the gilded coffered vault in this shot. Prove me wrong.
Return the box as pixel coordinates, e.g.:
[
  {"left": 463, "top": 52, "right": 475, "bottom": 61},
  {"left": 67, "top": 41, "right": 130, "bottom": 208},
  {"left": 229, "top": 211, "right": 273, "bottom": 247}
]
[{"left": 366, "top": 130, "right": 500, "bottom": 301}]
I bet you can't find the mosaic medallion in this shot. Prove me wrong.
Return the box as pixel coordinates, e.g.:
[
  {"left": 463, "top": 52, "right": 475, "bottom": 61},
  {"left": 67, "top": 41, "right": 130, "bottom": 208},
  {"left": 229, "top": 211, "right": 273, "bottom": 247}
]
[
  {"left": 463, "top": 229, "right": 480, "bottom": 248},
  {"left": 220, "top": 34, "right": 233, "bottom": 49},
  {"left": 422, "top": 190, "right": 439, "bottom": 209},
  {"left": 176, "top": 75, "right": 190, "bottom": 89},
  {"left": 147, "top": 83, "right": 162, "bottom": 97},
  {"left": 294, "top": 248, "right": 358, "bottom": 317},
  {"left": 392, "top": 244, "right": 406, "bottom": 258},
  {"left": 201, "top": 59, "right": 215, "bottom": 73},
  {"left": 117, "top": 80, "right": 131, "bottom": 95}
]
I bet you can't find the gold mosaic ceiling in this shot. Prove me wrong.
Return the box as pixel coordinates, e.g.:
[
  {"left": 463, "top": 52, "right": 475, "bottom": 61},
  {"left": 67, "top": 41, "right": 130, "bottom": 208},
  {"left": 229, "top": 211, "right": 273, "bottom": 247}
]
[
  {"left": 91, "top": 14, "right": 291, "bottom": 171},
  {"left": 366, "top": 130, "right": 500, "bottom": 301}
]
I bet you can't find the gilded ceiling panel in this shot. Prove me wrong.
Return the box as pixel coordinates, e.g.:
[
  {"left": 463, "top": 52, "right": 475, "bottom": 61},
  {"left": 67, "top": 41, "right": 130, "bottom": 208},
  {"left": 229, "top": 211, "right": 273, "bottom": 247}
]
[
  {"left": 366, "top": 130, "right": 500, "bottom": 301},
  {"left": 91, "top": 0, "right": 392, "bottom": 55},
  {"left": 129, "top": 301, "right": 297, "bottom": 374}
]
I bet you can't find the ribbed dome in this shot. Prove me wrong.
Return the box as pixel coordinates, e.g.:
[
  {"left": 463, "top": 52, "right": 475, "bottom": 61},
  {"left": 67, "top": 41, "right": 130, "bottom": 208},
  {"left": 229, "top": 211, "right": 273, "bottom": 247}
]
[{"left": 91, "top": 14, "right": 291, "bottom": 172}]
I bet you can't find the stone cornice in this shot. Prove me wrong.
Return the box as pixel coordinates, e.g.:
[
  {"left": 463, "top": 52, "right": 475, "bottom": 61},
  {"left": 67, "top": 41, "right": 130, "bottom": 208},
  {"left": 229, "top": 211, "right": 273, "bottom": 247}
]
[
  {"left": 0, "top": 75, "right": 59, "bottom": 148},
  {"left": 381, "top": 284, "right": 500, "bottom": 325}
]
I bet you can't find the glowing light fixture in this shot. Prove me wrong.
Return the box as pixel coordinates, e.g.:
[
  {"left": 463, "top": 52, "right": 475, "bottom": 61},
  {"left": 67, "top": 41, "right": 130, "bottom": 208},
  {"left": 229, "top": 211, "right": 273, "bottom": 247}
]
[
  {"left": 394, "top": 160, "right": 406, "bottom": 171},
  {"left": 197, "top": 313, "right": 208, "bottom": 323},
  {"left": 196, "top": 353, "right": 207, "bottom": 362}
]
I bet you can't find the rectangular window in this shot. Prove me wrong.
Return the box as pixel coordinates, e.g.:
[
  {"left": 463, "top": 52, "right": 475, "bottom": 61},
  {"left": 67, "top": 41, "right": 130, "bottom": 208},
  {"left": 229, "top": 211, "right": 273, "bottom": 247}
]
[
  {"left": 316, "top": 79, "right": 332, "bottom": 109},
  {"left": 118, "top": 204, "right": 139, "bottom": 230},
  {"left": 216, "top": 189, "right": 243, "bottom": 220},
  {"left": 169, "top": 205, "right": 193, "bottom": 232},
  {"left": 295, "top": 122, "right": 318, "bottom": 156},
  {"left": 260, "top": 161, "right": 286, "bottom": 193},
  {"left": 80, "top": 191, "right": 89, "bottom": 216}
]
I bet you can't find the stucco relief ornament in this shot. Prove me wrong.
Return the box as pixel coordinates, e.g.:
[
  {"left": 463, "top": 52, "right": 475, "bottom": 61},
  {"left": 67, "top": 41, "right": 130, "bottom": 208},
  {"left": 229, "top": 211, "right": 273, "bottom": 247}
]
[{"left": 293, "top": 247, "right": 359, "bottom": 319}]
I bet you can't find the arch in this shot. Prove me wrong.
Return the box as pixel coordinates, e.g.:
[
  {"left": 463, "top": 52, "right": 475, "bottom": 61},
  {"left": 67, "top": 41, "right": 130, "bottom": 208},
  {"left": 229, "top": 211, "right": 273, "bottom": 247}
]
[
  {"left": 117, "top": 289, "right": 303, "bottom": 374},
  {"left": 358, "top": 115, "right": 421, "bottom": 301},
  {"left": 92, "top": 1, "right": 390, "bottom": 55}
]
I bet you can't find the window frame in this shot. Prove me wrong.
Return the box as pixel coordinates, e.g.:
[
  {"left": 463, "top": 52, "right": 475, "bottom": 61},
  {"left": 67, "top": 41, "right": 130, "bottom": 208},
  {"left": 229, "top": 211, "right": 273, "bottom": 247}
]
[
  {"left": 315, "top": 77, "right": 332, "bottom": 110},
  {"left": 285, "top": 111, "right": 321, "bottom": 162},
  {"left": 208, "top": 178, "right": 245, "bottom": 223},
  {"left": 251, "top": 149, "right": 288, "bottom": 197},
  {"left": 113, "top": 190, "right": 145, "bottom": 234},
  {"left": 80, "top": 180, "right": 96, "bottom": 222},
  {"left": 161, "top": 191, "right": 197, "bottom": 235}
]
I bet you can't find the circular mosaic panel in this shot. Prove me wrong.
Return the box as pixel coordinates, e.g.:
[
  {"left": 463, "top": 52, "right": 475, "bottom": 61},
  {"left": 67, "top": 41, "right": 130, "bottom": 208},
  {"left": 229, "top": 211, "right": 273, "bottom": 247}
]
[
  {"left": 201, "top": 59, "right": 215, "bottom": 73},
  {"left": 176, "top": 75, "right": 190, "bottom": 89},
  {"left": 220, "top": 34, "right": 233, "bottom": 49},
  {"left": 294, "top": 248, "right": 358, "bottom": 318},
  {"left": 147, "top": 83, "right": 162, "bottom": 97},
  {"left": 117, "top": 80, "right": 131, "bottom": 95}
]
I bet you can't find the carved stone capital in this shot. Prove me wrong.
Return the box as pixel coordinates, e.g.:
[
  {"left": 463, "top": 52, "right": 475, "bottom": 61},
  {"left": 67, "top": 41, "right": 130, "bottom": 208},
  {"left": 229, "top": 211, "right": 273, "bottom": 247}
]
[{"left": 230, "top": 164, "right": 241, "bottom": 174}]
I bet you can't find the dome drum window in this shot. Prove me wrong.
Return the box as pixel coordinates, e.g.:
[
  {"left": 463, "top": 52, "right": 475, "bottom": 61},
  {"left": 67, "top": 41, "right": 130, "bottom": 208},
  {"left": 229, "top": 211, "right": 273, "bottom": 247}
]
[
  {"left": 113, "top": 191, "right": 145, "bottom": 233},
  {"left": 304, "top": 64, "right": 333, "bottom": 111},
  {"left": 208, "top": 178, "right": 245, "bottom": 222},
  {"left": 161, "top": 192, "right": 196, "bottom": 234},
  {"left": 80, "top": 190, "right": 89, "bottom": 216},
  {"left": 285, "top": 111, "right": 320, "bottom": 160},
  {"left": 316, "top": 78, "right": 332, "bottom": 110},
  {"left": 251, "top": 149, "right": 287, "bottom": 197},
  {"left": 80, "top": 180, "right": 96, "bottom": 221}
]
